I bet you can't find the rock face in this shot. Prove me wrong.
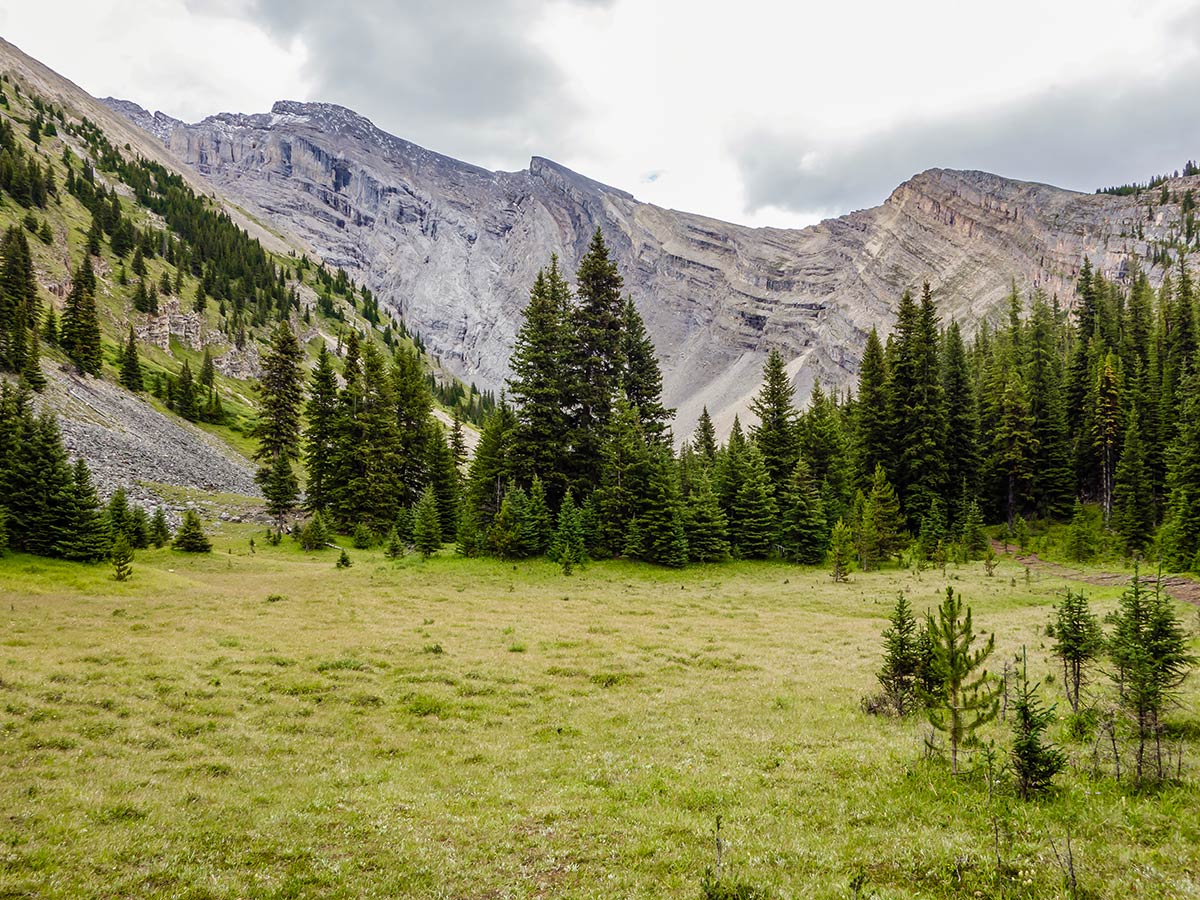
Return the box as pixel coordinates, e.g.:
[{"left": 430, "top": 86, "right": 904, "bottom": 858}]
[{"left": 102, "top": 98, "right": 1187, "bottom": 439}]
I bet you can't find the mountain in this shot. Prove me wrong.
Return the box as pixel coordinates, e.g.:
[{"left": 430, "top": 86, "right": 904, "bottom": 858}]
[{"left": 101, "top": 95, "right": 1189, "bottom": 438}]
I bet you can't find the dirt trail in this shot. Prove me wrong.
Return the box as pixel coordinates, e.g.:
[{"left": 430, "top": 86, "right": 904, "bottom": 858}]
[{"left": 991, "top": 540, "right": 1200, "bottom": 607}]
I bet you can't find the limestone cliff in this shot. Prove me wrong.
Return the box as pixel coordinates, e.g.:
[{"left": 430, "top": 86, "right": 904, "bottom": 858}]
[{"left": 104, "top": 98, "right": 1187, "bottom": 439}]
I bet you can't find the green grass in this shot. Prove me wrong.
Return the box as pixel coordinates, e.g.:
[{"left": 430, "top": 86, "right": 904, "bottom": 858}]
[{"left": 1, "top": 533, "right": 1197, "bottom": 898}]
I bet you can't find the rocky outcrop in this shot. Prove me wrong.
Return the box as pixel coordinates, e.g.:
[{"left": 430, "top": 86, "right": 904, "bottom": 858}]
[{"left": 101, "top": 98, "right": 1190, "bottom": 440}]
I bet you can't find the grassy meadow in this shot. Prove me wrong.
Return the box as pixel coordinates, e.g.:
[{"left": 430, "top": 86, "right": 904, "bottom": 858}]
[{"left": 1, "top": 530, "right": 1198, "bottom": 899}]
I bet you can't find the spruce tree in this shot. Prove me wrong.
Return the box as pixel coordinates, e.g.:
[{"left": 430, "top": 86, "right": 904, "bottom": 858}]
[
  {"left": 960, "top": 499, "right": 988, "bottom": 559},
  {"left": 639, "top": 450, "right": 688, "bottom": 567},
  {"left": 592, "top": 398, "right": 651, "bottom": 556},
  {"left": 57, "top": 458, "right": 111, "bottom": 562},
  {"left": 174, "top": 360, "right": 198, "bottom": 421},
  {"left": 1065, "top": 499, "right": 1095, "bottom": 563},
  {"left": 1047, "top": 589, "right": 1104, "bottom": 714},
  {"left": 111, "top": 532, "right": 133, "bottom": 582},
  {"left": 857, "top": 464, "right": 905, "bottom": 570},
  {"left": 458, "top": 404, "right": 517, "bottom": 556},
  {"left": 1025, "top": 293, "right": 1074, "bottom": 518},
  {"left": 693, "top": 406, "right": 718, "bottom": 465},
  {"left": 940, "top": 320, "right": 979, "bottom": 523},
  {"left": 829, "top": 517, "right": 854, "bottom": 582},
  {"left": 412, "top": 484, "right": 442, "bottom": 558},
  {"left": 1108, "top": 569, "right": 1197, "bottom": 781},
  {"left": 877, "top": 592, "right": 920, "bottom": 716},
  {"left": 566, "top": 229, "right": 626, "bottom": 494},
  {"left": 127, "top": 506, "right": 150, "bottom": 549},
  {"left": 683, "top": 471, "right": 730, "bottom": 562},
  {"left": 119, "top": 326, "right": 143, "bottom": 392},
  {"left": 489, "top": 484, "right": 529, "bottom": 558},
  {"left": 731, "top": 444, "right": 778, "bottom": 559},
  {"left": 855, "top": 327, "right": 890, "bottom": 487},
  {"left": 549, "top": 489, "right": 586, "bottom": 574},
  {"left": 1161, "top": 373, "right": 1200, "bottom": 570},
  {"left": 173, "top": 509, "right": 212, "bottom": 552},
  {"left": 60, "top": 257, "right": 101, "bottom": 376},
  {"left": 252, "top": 322, "right": 304, "bottom": 482},
  {"left": 620, "top": 295, "right": 671, "bottom": 442},
  {"left": 778, "top": 456, "right": 827, "bottom": 565},
  {"left": 262, "top": 450, "right": 299, "bottom": 524},
  {"left": 426, "top": 431, "right": 461, "bottom": 540},
  {"left": 924, "top": 587, "right": 999, "bottom": 774},
  {"left": 150, "top": 507, "right": 171, "bottom": 547},
  {"left": 303, "top": 344, "right": 339, "bottom": 512},
  {"left": 750, "top": 349, "right": 799, "bottom": 499},
  {"left": 1093, "top": 351, "right": 1122, "bottom": 523},
  {"left": 523, "top": 475, "right": 553, "bottom": 557},
  {"left": 1010, "top": 649, "right": 1066, "bottom": 799},
  {"left": 20, "top": 326, "right": 44, "bottom": 392},
  {"left": 1113, "top": 407, "right": 1154, "bottom": 556}
]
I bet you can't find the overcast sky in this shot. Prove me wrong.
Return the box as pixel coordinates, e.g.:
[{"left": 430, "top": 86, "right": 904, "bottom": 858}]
[{"left": 3, "top": 0, "right": 1199, "bottom": 227}]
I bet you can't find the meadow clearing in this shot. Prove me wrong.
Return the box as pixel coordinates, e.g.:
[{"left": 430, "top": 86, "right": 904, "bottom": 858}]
[{"left": 1, "top": 529, "right": 1198, "bottom": 899}]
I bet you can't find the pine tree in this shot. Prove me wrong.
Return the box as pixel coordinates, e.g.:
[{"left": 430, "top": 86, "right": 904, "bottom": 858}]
[
  {"left": 119, "top": 326, "right": 143, "bottom": 392},
  {"left": 60, "top": 257, "right": 101, "bottom": 376},
  {"left": 1065, "top": 499, "right": 1095, "bottom": 563},
  {"left": 127, "top": 506, "right": 150, "bottom": 549},
  {"left": 1161, "top": 373, "right": 1200, "bottom": 570},
  {"left": 303, "top": 344, "right": 339, "bottom": 512},
  {"left": 829, "top": 517, "right": 854, "bottom": 582},
  {"left": 1010, "top": 649, "right": 1065, "bottom": 799},
  {"left": 426, "top": 431, "right": 461, "bottom": 540},
  {"left": 56, "top": 458, "right": 111, "bottom": 562},
  {"left": 639, "top": 450, "right": 688, "bottom": 567},
  {"left": 262, "top": 450, "right": 299, "bottom": 524},
  {"left": 857, "top": 464, "right": 905, "bottom": 570},
  {"left": 778, "top": 456, "right": 827, "bottom": 564},
  {"left": 620, "top": 295, "right": 671, "bottom": 441},
  {"left": 336, "top": 548, "right": 352, "bottom": 568},
  {"left": 750, "top": 349, "right": 799, "bottom": 499},
  {"left": 549, "top": 489, "right": 586, "bottom": 574},
  {"left": 149, "top": 507, "right": 171, "bottom": 547},
  {"left": 490, "top": 484, "right": 529, "bottom": 558},
  {"left": 1025, "top": 293, "right": 1074, "bottom": 518},
  {"left": 523, "top": 475, "right": 553, "bottom": 557},
  {"left": 877, "top": 593, "right": 919, "bottom": 716},
  {"left": 1108, "top": 569, "right": 1197, "bottom": 781},
  {"left": 106, "top": 487, "right": 130, "bottom": 540},
  {"left": 1047, "top": 589, "right": 1104, "bottom": 715},
  {"left": 173, "top": 509, "right": 212, "bottom": 553},
  {"left": 683, "top": 471, "right": 730, "bottom": 562},
  {"left": 592, "top": 398, "right": 651, "bottom": 557},
  {"left": 940, "top": 320, "right": 979, "bottom": 523},
  {"left": 693, "top": 406, "right": 718, "bottom": 465},
  {"left": 1113, "top": 407, "right": 1154, "bottom": 556},
  {"left": 111, "top": 532, "right": 133, "bottom": 582},
  {"left": 566, "top": 229, "right": 626, "bottom": 494},
  {"left": 960, "top": 499, "right": 988, "bottom": 559},
  {"left": 1093, "top": 351, "right": 1123, "bottom": 523},
  {"left": 924, "top": 587, "right": 999, "bottom": 774},
  {"left": 253, "top": 322, "right": 304, "bottom": 482},
  {"left": 20, "top": 326, "right": 44, "bottom": 391},
  {"left": 731, "top": 444, "right": 778, "bottom": 559},
  {"left": 384, "top": 527, "right": 404, "bottom": 559},
  {"left": 174, "top": 360, "right": 198, "bottom": 421},
  {"left": 412, "top": 484, "right": 442, "bottom": 558},
  {"left": 458, "top": 404, "right": 517, "bottom": 556},
  {"left": 990, "top": 361, "right": 1037, "bottom": 527},
  {"left": 855, "top": 327, "right": 890, "bottom": 487}
]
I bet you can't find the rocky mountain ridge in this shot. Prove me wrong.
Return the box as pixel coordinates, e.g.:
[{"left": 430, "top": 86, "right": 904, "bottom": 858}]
[{"left": 100, "top": 101, "right": 1190, "bottom": 439}]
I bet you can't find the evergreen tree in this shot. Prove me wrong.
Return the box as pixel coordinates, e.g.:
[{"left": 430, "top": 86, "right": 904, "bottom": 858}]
[
  {"left": 1093, "top": 351, "right": 1123, "bottom": 523},
  {"left": 829, "top": 517, "right": 854, "bottom": 582},
  {"left": 731, "top": 444, "right": 778, "bottom": 559},
  {"left": 127, "top": 506, "right": 150, "bottom": 549},
  {"left": 119, "top": 326, "right": 143, "bottom": 392},
  {"left": 1108, "top": 569, "right": 1197, "bottom": 781},
  {"left": 111, "top": 532, "right": 133, "bottom": 582},
  {"left": 57, "top": 458, "right": 111, "bottom": 562},
  {"left": 856, "top": 464, "right": 905, "bottom": 570},
  {"left": 592, "top": 398, "right": 651, "bottom": 557},
  {"left": 384, "top": 527, "right": 404, "bottom": 559},
  {"left": 960, "top": 499, "right": 988, "bottom": 559},
  {"left": 489, "top": 484, "right": 529, "bottom": 558},
  {"left": 458, "top": 404, "right": 517, "bottom": 556},
  {"left": 262, "top": 450, "right": 299, "bottom": 524},
  {"left": 1025, "top": 293, "right": 1074, "bottom": 518},
  {"left": 174, "top": 360, "right": 198, "bottom": 421},
  {"left": 1161, "top": 373, "right": 1200, "bottom": 570},
  {"left": 1010, "top": 649, "right": 1066, "bottom": 799},
  {"left": 303, "top": 344, "right": 339, "bottom": 512},
  {"left": 426, "top": 430, "right": 461, "bottom": 540},
  {"left": 566, "top": 229, "right": 626, "bottom": 494},
  {"left": 412, "top": 484, "right": 442, "bottom": 558},
  {"left": 638, "top": 450, "right": 688, "bottom": 567},
  {"left": 683, "top": 471, "right": 730, "bottom": 562},
  {"left": 150, "top": 507, "right": 171, "bottom": 547},
  {"left": 855, "top": 327, "right": 890, "bottom": 487},
  {"left": 1065, "top": 499, "right": 1095, "bottom": 562},
  {"left": 778, "top": 456, "right": 827, "bottom": 564},
  {"left": 940, "top": 320, "right": 979, "bottom": 523},
  {"left": 549, "top": 489, "right": 586, "bottom": 574},
  {"left": 924, "top": 587, "right": 999, "bottom": 774},
  {"left": 990, "top": 361, "right": 1037, "bottom": 526},
  {"left": 693, "top": 406, "right": 718, "bottom": 465},
  {"left": 877, "top": 592, "right": 920, "bottom": 716},
  {"left": 620, "top": 294, "right": 671, "bottom": 442},
  {"left": 523, "top": 475, "right": 553, "bottom": 557},
  {"left": 106, "top": 487, "right": 130, "bottom": 541},
  {"left": 750, "top": 349, "right": 799, "bottom": 499},
  {"left": 60, "top": 257, "right": 101, "bottom": 376},
  {"left": 1047, "top": 589, "right": 1104, "bottom": 715},
  {"left": 252, "top": 322, "right": 304, "bottom": 480},
  {"left": 173, "top": 509, "right": 212, "bottom": 552},
  {"left": 20, "top": 327, "right": 44, "bottom": 391},
  {"left": 1113, "top": 407, "right": 1154, "bottom": 555}
]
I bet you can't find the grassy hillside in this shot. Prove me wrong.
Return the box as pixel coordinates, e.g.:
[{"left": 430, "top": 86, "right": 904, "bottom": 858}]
[{"left": 1, "top": 537, "right": 1196, "bottom": 898}]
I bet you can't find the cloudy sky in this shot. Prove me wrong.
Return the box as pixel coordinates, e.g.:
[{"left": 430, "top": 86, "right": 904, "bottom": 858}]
[{"left": 3, "top": 0, "right": 1199, "bottom": 227}]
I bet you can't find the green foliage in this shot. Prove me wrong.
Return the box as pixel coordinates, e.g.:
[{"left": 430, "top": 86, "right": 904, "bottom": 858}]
[
  {"left": 1010, "top": 649, "right": 1066, "bottom": 799},
  {"left": 684, "top": 472, "right": 730, "bottom": 563},
  {"left": 855, "top": 464, "right": 905, "bottom": 570},
  {"left": 336, "top": 548, "right": 352, "bottom": 569},
  {"left": 173, "top": 510, "right": 212, "bottom": 553},
  {"left": 352, "top": 522, "right": 376, "bottom": 550},
  {"left": 1047, "top": 589, "right": 1104, "bottom": 715},
  {"left": 57, "top": 458, "right": 111, "bottom": 562},
  {"left": 750, "top": 349, "right": 799, "bottom": 499},
  {"left": 412, "top": 485, "right": 442, "bottom": 559},
  {"left": 110, "top": 532, "right": 133, "bottom": 582},
  {"left": 118, "top": 326, "right": 143, "bottom": 392},
  {"left": 150, "top": 507, "right": 172, "bottom": 548},
  {"left": 1065, "top": 500, "right": 1095, "bottom": 563},
  {"left": 924, "top": 587, "right": 999, "bottom": 774},
  {"left": 298, "top": 513, "right": 329, "bottom": 551},
  {"left": 829, "top": 518, "right": 853, "bottom": 583},
  {"left": 549, "top": 489, "right": 586, "bottom": 574},
  {"left": 877, "top": 593, "right": 919, "bottom": 716},
  {"left": 778, "top": 456, "right": 827, "bottom": 564}
]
